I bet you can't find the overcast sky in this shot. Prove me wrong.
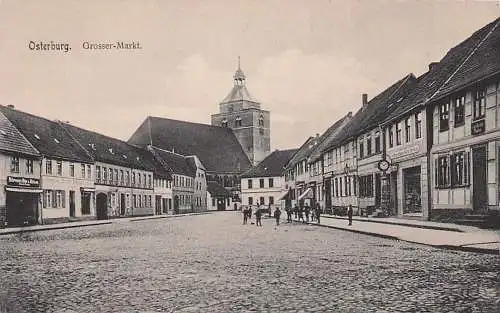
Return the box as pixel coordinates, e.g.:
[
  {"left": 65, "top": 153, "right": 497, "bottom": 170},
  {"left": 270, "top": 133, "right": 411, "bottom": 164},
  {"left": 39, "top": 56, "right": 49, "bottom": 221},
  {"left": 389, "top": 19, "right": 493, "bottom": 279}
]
[{"left": 0, "top": 0, "right": 498, "bottom": 150}]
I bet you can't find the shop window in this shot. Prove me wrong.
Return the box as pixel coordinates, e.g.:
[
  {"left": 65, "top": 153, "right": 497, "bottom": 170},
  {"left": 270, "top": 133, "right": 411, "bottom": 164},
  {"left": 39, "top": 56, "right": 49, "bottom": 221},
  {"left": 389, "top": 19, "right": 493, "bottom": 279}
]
[
  {"left": 70, "top": 163, "right": 75, "bottom": 177},
  {"left": 405, "top": 118, "right": 411, "bottom": 143},
  {"left": 359, "top": 175, "right": 374, "bottom": 198},
  {"left": 374, "top": 132, "right": 380, "bottom": 154},
  {"left": 10, "top": 156, "right": 19, "bottom": 173},
  {"left": 388, "top": 125, "right": 394, "bottom": 148},
  {"left": 439, "top": 102, "right": 450, "bottom": 131},
  {"left": 26, "top": 159, "right": 34, "bottom": 174},
  {"left": 56, "top": 161, "right": 62, "bottom": 176},
  {"left": 415, "top": 113, "right": 422, "bottom": 139},
  {"left": 436, "top": 152, "right": 470, "bottom": 188},
  {"left": 46, "top": 160, "right": 52, "bottom": 175},
  {"left": 473, "top": 87, "right": 486, "bottom": 120},
  {"left": 453, "top": 94, "right": 465, "bottom": 127},
  {"left": 396, "top": 123, "right": 402, "bottom": 145},
  {"left": 259, "top": 179, "right": 264, "bottom": 188}
]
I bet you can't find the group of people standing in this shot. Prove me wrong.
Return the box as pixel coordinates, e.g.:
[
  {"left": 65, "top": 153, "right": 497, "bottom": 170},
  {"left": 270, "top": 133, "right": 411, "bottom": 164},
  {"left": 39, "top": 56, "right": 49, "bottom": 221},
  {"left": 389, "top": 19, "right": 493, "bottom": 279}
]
[
  {"left": 284, "top": 203, "right": 322, "bottom": 224},
  {"left": 242, "top": 205, "right": 282, "bottom": 226}
]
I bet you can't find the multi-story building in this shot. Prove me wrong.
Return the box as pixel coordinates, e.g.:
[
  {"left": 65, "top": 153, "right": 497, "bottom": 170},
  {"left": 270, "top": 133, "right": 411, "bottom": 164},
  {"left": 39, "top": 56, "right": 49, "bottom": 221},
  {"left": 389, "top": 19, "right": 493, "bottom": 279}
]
[
  {"left": 307, "top": 112, "right": 352, "bottom": 210},
  {"left": 242, "top": 149, "right": 297, "bottom": 209},
  {"left": 149, "top": 146, "right": 206, "bottom": 214},
  {"left": 211, "top": 62, "right": 271, "bottom": 165},
  {"left": 0, "top": 105, "right": 95, "bottom": 224},
  {"left": 60, "top": 122, "right": 170, "bottom": 219},
  {"left": 428, "top": 18, "right": 500, "bottom": 223},
  {"left": 0, "top": 110, "right": 42, "bottom": 227}
]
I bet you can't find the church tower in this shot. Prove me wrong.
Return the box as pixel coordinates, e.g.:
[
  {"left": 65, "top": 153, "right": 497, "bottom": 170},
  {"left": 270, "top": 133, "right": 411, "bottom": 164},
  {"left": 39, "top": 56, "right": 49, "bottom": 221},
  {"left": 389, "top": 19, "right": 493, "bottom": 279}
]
[{"left": 211, "top": 59, "right": 271, "bottom": 165}]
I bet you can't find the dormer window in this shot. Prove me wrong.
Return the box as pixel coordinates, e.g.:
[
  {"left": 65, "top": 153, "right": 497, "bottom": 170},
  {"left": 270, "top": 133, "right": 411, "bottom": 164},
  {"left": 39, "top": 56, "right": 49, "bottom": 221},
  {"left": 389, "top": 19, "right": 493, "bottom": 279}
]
[
  {"left": 54, "top": 138, "right": 60, "bottom": 144},
  {"left": 34, "top": 134, "right": 40, "bottom": 140},
  {"left": 235, "top": 116, "right": 242, "bottom": 127},
  {"left": 221, "top": 119, "right": 228, "bottom": 127},
  {"left": 89, "top": 143, "right": 96, "bottom": 150},
  {"left": 108, "top": 148, "right": 114, "bottom": 154},
  {"left": 439, "top": 102, "right": 450, "bottom": 132}
]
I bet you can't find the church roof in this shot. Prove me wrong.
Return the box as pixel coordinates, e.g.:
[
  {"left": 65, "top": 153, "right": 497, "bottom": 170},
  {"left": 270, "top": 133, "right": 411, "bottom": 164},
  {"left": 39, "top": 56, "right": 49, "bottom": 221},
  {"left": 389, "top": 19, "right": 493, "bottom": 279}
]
[
  {"left": 128, "top": 116, "right": 252, "bottom": 175},
  {"left": 242, "top": 149, "right": 298, "bottom": 178},
  {"left": 220, "top": 84, "right": 260, "bottom": 104}
]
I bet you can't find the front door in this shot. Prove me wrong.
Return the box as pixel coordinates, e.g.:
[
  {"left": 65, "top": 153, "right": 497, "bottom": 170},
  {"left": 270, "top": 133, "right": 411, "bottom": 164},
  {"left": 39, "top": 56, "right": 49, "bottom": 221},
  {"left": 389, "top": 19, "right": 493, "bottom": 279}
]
[
  {"left": 69, "top": 191, "right": 75, "bottom": 218},
  {"left": 324, "top": 179, "right": 332, "bottom": 209},
  {"left": 472, "top": 146, "right": 487, "bottom": 213},
  {"left": 375, "top": 173, "right": 381, "bottom": 208},
  {"left": 120, "top": 194, "right": 126, "bottom": 216},
  {"left": 217, "top": 198, "right": 226, "bottom": 211},
  {"left": 96, "top": 193, "right": 108, "bottom": 220}
]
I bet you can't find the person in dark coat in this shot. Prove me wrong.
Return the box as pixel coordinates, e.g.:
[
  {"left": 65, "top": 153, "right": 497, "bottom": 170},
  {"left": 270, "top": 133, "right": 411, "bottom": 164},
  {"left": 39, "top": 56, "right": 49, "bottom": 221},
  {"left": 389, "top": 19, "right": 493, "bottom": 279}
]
[
  {"left": 255, "top": 209, "right": 262, "bottom": 226},
  {"left": 248, "top": 206, "right": 253, "bottom": 222},
  {"left": 298, "top": 206, "right": 304, "bottom": 223},
  {"left": 243, "top": 207, "right": 248, "bottom": 225},
  {"left": 304, "top": 205, "right": 310, "bottom": 222},
  {"left": 316, "top": 204, "right": 321, "bottom": 224},
  {"left": 347, "top": 204, "right": 353, "bottom": 226},
  {"left": 287, "top": 206, "right": 292, "bottom": 223},
  {"left": 274, "top": 207, "right": 281, "bottom": 226},
  {"left": 294, "top": 205, "right": 298, "bottom": 219}
]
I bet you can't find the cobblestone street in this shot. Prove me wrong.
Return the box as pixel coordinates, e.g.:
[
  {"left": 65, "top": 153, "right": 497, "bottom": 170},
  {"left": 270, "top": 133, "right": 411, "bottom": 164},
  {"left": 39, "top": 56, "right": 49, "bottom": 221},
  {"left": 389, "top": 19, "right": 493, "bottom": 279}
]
[{"left": 0, "top": 212, "right": 498, "bottom": 313}]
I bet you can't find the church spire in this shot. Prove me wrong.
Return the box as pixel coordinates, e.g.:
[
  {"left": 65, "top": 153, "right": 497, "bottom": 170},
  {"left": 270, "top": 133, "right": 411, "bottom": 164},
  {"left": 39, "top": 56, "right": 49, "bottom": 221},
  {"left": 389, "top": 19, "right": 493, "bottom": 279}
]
[{"left": 233, "top": 56, "right": 246, "bottom": 86}]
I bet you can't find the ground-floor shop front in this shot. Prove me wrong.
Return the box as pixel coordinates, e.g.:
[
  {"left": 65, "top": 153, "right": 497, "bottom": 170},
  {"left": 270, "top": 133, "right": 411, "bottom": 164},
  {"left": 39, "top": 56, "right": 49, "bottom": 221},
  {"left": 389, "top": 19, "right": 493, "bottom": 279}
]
[{"left": 1, "top": 176, "right": 43, "bottom": 227}]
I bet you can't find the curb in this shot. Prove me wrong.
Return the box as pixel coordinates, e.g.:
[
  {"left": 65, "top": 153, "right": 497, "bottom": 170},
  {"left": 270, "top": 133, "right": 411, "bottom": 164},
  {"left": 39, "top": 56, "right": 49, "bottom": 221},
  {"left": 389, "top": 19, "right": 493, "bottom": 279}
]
[
  {"left": 0, "top": 221, "right": 113, "bottom": 236},
  {"left": 299, "top": 220, "right": 499, "bottom": 255},
  {"left": 321, "top": 215, "right": 464, "bottom": 232},
  {"left": 129, "top": 211, "right": 218, "bottom": 222}
]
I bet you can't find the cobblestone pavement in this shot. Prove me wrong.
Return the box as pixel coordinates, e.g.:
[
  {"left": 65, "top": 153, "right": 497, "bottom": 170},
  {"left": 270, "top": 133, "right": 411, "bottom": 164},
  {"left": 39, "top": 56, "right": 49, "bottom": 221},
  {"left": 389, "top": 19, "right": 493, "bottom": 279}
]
[{"left": 0, "top": 212, "right": 498, "bottom": 313}]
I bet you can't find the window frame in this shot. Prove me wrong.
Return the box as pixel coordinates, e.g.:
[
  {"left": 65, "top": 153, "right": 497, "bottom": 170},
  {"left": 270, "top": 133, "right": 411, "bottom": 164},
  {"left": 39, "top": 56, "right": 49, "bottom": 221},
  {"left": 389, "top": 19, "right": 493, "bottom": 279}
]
[{"left": 453, "top": 94, "right": 465, "bottom": 127}]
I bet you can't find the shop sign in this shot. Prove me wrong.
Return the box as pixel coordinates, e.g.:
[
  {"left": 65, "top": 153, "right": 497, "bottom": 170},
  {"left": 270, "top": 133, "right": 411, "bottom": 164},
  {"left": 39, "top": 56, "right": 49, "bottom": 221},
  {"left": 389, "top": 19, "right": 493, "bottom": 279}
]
[
  {"left": 7, "top": 176, "right": 40, "bottom": 188},
  {"left": 390, "top": 143, "right": 423, "bottom": 160},
  {"left": 471, "top": 119, "right": 485, "bottom": 135}
]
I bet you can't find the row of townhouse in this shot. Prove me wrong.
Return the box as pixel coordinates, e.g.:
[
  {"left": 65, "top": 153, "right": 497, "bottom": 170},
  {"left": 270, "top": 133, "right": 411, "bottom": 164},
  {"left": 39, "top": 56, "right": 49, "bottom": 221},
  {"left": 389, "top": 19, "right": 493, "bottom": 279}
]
[
  {"left": 0, "top": 105, "right": 210, "bottom": 227},
  {"left": 283, "top": 17, "right": 500, "bottom": 224}
]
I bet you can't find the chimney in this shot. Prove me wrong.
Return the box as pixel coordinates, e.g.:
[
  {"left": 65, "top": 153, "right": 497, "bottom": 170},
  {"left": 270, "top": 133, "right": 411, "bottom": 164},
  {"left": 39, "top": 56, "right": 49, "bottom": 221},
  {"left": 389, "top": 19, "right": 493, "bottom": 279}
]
[
  {"left": 428, "top": 62, "right": 439, "bottom": 72},
  {"left": 362, "top": 94, "right": 368, "bottom": 108}
]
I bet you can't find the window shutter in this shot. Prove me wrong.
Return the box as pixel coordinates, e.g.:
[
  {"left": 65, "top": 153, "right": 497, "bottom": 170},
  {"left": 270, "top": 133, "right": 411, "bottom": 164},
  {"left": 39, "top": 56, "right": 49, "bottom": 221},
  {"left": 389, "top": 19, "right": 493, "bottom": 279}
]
[
  {"left": 434, "top": 158, "right": 438, "bottom": 187},
  {"left": 464, "top": 151, "right": 470, "bottom": 185}
]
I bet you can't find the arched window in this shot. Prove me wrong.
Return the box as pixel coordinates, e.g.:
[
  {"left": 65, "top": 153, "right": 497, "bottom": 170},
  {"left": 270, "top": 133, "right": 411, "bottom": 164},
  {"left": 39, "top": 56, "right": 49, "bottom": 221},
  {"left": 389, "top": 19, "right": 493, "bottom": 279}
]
[
  {"left": 258, "top": 115, "right": 264, "bottom": 127},
  {"left": 235, "top": 116, "right": 242, "bottom": 127},
  {"left": 221, "top": 118, "right": 228, "bottom": 127}
]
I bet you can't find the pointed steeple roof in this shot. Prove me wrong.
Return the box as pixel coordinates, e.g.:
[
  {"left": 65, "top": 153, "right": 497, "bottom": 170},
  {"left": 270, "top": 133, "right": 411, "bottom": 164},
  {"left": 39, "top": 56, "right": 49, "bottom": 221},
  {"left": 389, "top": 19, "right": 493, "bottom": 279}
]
[{"left": 220, "top": 58, "right": 260, "bottom": 104}]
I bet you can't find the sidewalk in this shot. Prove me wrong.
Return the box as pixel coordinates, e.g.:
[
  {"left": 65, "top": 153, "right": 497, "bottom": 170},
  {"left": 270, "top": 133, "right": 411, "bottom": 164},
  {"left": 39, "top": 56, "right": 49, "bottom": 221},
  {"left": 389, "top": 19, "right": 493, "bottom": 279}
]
[
  {"left": 300, "top": 215, "right": 500, "bottom": 255},
  {"left": 0, "top": 211, "right": 219, "bottom": 236}
]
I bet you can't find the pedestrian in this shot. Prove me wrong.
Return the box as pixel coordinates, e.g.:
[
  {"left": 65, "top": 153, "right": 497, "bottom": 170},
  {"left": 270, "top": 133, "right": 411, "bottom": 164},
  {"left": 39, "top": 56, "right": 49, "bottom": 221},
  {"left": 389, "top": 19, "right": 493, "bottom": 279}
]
[
  {"left": 274, "top": 207, "right": 281, "bottom": 226},
  {"left": 305, "top": 205, "right": 310, "bottom": 222},
  {"left": 294, "top": 205, "right": 298, "bottom": 219},
  {"left": 268, "top": 203, "right": 272, "bottom": 218},
  {"left": 347, "top": 204, "right": 353, "bottom": 226},
  {"left": 298, "top": 206, "right": 304, "bottom": 223},
  {"left": 310, "top": 204, "right": 315, "bottom": 222},
  {"left": 316, "top": 204, "right": 321, "bottom": 224},
  {"left": 248, "top": 206, "right": 253, "bottom": 222},
  {"left": 287, "top": 206, "right": 292, "bottom": 223},
  {"left": 255, "top": 208, "right": 262, "bottom": 226},
  {"left": 243, "top": 207, "right": 248, "bottom": 225}
]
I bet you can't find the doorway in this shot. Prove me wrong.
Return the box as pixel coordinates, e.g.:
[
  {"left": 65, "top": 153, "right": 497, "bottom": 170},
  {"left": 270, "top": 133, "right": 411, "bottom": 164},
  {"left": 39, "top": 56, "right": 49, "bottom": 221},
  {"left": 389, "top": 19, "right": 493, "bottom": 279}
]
[
  {"left": 69, "top": 191, "right": 75, "bottom": 218},
  {"left": 390, "top": 171, "right": 398, "bottom": 216},
  {"left": 472, "top": 146, "right": 487, "bottom": 213},
  {"left": 96, "top": 193, "right": 108, "bottom": 220},
  {"left": 174, "top": 196, "right": 179, "bottom": 214},
  {"left": 120, "top": 194, "right": 126, "bottom": 216},
  {"left": 217, "top": 198, "right": 226, "bottom": 211}
]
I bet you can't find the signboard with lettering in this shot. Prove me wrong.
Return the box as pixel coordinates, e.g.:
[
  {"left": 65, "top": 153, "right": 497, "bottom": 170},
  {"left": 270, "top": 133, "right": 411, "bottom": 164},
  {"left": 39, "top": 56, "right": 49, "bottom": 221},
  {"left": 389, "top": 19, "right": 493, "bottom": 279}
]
[
  {"left": 390, "top": 142, "right": 424, "bottom": 160},
  {"left": 7, "top": 176, "right": 40, "bottom": 188},
  {"left": 471, "top": 119, "right": 485, "bottom": 135}
]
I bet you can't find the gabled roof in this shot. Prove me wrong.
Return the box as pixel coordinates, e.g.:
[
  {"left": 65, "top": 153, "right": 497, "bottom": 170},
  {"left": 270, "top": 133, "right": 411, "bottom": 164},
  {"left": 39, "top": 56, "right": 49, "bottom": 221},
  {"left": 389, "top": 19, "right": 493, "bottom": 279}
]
[
  {"left": 0, "top": 111, "right": 39, "bottom": 157},
  {"left": 150, "top": 146, "right": 196, "bottom": 177},
  {"left": 323, "top": 73, "right": 417, "bottom": 152},
  {"left": 207, "top": 181, "right": 232, "bottom": 197},
  {"left": 309, "top": 112, "right": 352, "bottom": 163},
  {"left": 59, "top": 122, "right": 170, "bottom": 178},
  {"left": 128, "top": 116, "right": 251, "bottom": 174},
  {"left": 241, "top": 149, "right": 297, "bottom": 178},
  {"left": 382, "top": 17, "right": 500, "bottom": 125},
  {"left": 432, "top": 18, "right": 500, "bottom": 101},
  {"left": 284, "top": 136, "right": 317, "bottom": 170},
  {"left": 0, "top": 105, "right": 93, "bottom": 163}
]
